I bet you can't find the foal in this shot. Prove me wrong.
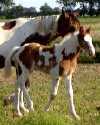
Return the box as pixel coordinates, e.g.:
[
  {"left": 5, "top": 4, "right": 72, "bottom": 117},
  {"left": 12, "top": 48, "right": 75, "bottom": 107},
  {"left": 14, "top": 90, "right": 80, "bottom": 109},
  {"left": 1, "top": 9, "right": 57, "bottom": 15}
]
[{"left": 4, "top": 26, "right": 95, "bottom": 119}]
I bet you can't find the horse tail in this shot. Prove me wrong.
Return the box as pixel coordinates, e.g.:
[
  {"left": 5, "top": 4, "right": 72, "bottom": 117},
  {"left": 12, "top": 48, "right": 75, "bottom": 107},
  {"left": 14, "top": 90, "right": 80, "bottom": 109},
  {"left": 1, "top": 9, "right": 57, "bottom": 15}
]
[{"left": 4, "top": 46, "right": 20, "bottom": 78}]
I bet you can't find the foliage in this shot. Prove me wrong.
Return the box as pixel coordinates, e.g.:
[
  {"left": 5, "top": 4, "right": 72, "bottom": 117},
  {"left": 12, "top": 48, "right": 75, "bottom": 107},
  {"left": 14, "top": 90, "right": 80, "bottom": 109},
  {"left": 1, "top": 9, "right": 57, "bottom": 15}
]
[
  {"left": 0, "top": 0, "right": 14, "bottom": 8},
  {"left": 40, "top": 3, "right": 54, "bottom": 15}
]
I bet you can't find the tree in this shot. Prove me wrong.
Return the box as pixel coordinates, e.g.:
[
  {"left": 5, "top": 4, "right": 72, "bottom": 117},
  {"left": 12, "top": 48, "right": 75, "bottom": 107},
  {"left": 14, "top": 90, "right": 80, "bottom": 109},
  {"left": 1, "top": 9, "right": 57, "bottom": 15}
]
[
  {"left": 57, "top": 0, "right": 70, "bottom": 6},
  {"left": 40, "top": 3, "right": 53, "bottom": 15},
  {"left": 57, "top": 0, "right": 100, "bottom": 16},
  {"left": 0, "top": 0, "right": 14, "bottom": 9}
]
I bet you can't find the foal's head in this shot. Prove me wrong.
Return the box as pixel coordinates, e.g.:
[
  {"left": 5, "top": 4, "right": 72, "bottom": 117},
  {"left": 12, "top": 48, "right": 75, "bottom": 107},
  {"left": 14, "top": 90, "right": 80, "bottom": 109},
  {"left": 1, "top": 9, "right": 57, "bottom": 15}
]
[{"left": 78, "top": 26, "right": 95, "bottom": 57}]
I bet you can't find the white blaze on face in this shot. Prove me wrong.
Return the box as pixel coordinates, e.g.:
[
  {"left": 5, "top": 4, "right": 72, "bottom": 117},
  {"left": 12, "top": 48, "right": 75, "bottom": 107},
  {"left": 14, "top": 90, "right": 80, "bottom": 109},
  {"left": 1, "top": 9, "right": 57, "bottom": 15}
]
[{"left": 84, "top": 34, "right": 95, "bottom": 56}]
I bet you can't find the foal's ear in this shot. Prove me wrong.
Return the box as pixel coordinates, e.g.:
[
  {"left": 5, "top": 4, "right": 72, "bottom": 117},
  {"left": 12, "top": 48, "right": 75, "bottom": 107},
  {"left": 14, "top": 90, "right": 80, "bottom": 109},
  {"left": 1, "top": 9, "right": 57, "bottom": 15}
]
[{"left": 86, "top": 27, "right": 91, "bottom": 33}]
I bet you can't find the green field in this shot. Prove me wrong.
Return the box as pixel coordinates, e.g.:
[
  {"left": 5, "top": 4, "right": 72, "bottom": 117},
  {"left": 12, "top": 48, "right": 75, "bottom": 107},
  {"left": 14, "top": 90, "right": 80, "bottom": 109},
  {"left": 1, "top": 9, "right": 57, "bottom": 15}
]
[{"left": 0, "top": 17, "right": 100, "bottom": 125}]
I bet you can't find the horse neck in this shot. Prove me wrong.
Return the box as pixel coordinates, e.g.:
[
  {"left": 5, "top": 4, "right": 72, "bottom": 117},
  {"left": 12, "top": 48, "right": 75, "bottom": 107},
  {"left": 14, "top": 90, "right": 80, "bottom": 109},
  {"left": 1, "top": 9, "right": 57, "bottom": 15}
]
[
  {"left": 57, "top": 33, "right": 79, "bottom": 57},
  {"left": 39, "top": 15, "right": 59, "bottom": 34}
]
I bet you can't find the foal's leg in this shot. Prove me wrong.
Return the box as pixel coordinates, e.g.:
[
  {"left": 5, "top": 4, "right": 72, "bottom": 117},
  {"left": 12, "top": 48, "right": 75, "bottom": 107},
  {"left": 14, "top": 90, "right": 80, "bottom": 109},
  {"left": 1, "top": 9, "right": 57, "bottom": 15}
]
[
  {"left": 20, "top": 73, "right": 34, "bottom": 112},
  {"left": 45, "top": 77, "right": 60, "bottom": 111},
  {"left": 20, "top": 79, "right": 30, "bottom": 113},
  {"left": 16, "top": 66, "right": 29, "bottom": 113},
  {"left": 20, "top": 90, "right": 29, "bottom": 113},
  {"left": 14, "top": 79, "right": 22, "bottom": 116},
  {"left": 64, "top": 74, "right": 80, "bottom": 120}
]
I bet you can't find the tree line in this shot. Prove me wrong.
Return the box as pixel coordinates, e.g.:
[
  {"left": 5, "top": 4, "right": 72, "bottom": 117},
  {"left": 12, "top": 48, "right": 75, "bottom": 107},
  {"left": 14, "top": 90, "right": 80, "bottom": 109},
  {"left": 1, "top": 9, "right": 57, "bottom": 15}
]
[
  {"left": 0, "top": 0, "right": 100, "bottom": 19},
  {"left": 0, "top": 2, "right": 60, "bottom": 19}
]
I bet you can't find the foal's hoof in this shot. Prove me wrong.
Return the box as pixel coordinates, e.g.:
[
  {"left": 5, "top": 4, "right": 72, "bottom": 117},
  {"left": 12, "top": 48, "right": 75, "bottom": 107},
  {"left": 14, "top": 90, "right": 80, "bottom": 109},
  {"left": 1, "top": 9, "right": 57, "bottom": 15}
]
[
  {"left": 70, "top": 113, "right": 80, "bottom": 120},
  {"left": 24, "top": 108, "right": 29, "bottom": 113},
  {"left": 13, "top": 112, "right": 23, "bottom": 117},
  {"left": 75, "top": 115, "right": 80, "bottom": 120},
  {"left": 29, "top": 108, "right": 34, "bottom": 112},
  {"left": 18, "top": 112, "right": 23, "bottom": 117},
  {"left": 44, "top": 107, "right": 50, "bottom": 112}
]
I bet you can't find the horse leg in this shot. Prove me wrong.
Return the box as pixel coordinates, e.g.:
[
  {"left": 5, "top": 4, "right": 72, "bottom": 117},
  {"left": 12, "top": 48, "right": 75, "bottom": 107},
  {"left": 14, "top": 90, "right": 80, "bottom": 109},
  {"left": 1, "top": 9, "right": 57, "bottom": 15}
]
[
  {"left": 20, "top": 78, "right": 30, "bottom": 113},
  {"left": 14, "top": 78, "right": 22, "bottom": 117},
  {"left": 16, "top": 64, "right": 30, "bottom": 113},
  {"left": 3, "top": 79, "right": 30, "bottom": 109},
  {"left": 45, "top": 77, "right": 60, "bottom": 111},
  {"left": 20, "top": 73, "right": 34, "bottom": 112},
  {"left": 20, "top": 90, "right": 29, "bottom": 113},
  {"left": 64, "top": 74, "right": 80, "bottom": 120}
]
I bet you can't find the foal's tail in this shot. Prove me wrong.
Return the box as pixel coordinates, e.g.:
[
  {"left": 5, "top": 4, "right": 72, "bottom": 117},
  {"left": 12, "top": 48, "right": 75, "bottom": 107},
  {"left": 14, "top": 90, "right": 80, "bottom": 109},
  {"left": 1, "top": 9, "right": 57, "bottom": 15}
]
[{"left": 4, "top": 46, "right": 20, "bottom": 78}]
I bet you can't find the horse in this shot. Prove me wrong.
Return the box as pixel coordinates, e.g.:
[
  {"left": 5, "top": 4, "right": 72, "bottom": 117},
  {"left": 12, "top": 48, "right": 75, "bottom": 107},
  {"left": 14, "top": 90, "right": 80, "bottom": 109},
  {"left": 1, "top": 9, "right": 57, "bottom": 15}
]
[
  {"left": 0, "top": 10, "right": 80, "bottom": 69},
  {"left": 4, "top": 26, "right": 95, "bottom": 119},
  {"left": 2, "top": 10, "right": 81, "bottom": 109}
]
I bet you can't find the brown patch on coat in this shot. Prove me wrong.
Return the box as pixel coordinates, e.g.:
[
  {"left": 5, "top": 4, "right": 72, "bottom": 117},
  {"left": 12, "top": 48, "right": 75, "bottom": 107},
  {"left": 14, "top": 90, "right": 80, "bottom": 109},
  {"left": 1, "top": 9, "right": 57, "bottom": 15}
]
[
  {"left": 19, "top": 43, "right": 58, "bottom": 71},
  {"left": 60, "top": 52, "right": 80, "bottom": 76},
  {"left": 2, "top": 21, "right": 16, "bottom": 30},
  {"left": 19, "top": 43, "right": 40, "bottom": 70},
  {"left": 59, "top": 46, "right": 80, "bottom": 76}
]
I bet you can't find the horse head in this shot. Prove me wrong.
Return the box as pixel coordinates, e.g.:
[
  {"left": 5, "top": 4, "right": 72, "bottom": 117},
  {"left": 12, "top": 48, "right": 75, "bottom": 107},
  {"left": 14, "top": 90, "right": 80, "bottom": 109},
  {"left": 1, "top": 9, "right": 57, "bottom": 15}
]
[
  {"left": 78, "top": 26, "right": 95, "bottom": 57},
  {"left": 57, "top": 8, "right": 80, "bottom": 36}
]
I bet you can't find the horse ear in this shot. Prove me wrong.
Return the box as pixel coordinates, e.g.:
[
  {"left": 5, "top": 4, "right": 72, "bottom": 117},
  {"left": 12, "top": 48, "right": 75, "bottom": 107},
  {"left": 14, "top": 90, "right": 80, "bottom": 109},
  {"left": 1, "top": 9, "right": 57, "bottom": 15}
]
[
  {"left": 62, "top": 7, "right": 65, "bottom": 15},
  {"left": 86, "top": 27, "right": 91, "bottom": 33},
  {"left": 62, "top": 7, "right": 69, "bottom": 18}
]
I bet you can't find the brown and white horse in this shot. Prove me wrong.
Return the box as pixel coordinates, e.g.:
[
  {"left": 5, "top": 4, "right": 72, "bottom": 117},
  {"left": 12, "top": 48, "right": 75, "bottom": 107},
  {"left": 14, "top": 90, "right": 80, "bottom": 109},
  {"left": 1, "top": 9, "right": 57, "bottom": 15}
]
[
  {"left": 2, "top": 10, "right": 80, "bottom": 110},
  {"left": 4, "top": 26, "right": 95, "bottom": 119},
  {"left": 0, "top": 10, "right": 80, "bottom": 68}
]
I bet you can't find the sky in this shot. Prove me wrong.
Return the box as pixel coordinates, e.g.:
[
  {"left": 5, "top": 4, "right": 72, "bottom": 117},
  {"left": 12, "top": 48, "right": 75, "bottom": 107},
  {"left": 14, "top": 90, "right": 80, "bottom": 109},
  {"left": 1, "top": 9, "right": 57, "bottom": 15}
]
[{"left": 15, "top": 0, "right": 60, "bottom": 11}]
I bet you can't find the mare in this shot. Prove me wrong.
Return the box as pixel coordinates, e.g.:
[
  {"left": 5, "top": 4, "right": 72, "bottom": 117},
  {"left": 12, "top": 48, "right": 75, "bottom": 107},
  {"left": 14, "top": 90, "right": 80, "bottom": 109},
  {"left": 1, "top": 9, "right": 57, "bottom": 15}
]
[{"left": 0, "top": 10, "right": 80, "bottom": 69}]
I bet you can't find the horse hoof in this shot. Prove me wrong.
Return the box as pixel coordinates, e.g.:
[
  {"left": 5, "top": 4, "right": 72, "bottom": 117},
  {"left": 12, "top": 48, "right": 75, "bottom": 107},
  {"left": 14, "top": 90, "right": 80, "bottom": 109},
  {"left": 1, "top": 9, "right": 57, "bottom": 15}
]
[
  {"left": 75, "top": 115, "right": 80, "bottom": 120},
  {"left": 13, "top": 112, "right": 23, "bottom": 117},
  {"left": 44, "top": 107, "right": 50, "bottom": 112},
  {"left": 18, "top": 112, "right": 23, "bottom": 117},
  {"left": 29, "top": 107, "right": 34, "bottom": 112},
  {"left": 24, "top": 108, "right": 29, "bottom": 113}
]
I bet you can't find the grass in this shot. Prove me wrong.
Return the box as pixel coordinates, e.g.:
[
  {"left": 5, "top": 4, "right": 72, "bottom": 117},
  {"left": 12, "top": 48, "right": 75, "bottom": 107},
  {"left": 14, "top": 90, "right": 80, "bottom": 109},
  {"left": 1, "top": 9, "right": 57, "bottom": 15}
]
[{"left": 0, "top": 17, "right": 100, "bottom": 125}]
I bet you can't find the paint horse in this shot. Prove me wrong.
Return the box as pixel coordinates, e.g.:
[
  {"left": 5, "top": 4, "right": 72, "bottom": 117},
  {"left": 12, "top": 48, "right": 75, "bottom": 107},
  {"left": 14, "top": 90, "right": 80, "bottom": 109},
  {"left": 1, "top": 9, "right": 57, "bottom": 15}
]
[
  {"left": 0, "top": 10, "right": 80, "bottom": 69},
  {"left": 2, "top": 10, "right": 80, "bottom": 107},
  {"left": 4, "top": 26, "right": 95, "bottom": 119}
]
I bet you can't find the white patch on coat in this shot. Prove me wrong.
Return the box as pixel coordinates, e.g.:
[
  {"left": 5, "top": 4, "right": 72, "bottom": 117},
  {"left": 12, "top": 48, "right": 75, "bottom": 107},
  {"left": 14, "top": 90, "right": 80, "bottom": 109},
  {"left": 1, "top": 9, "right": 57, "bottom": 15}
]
[
  {"left": 0, "top": 15, "right": 59, "bottom": 58},
  {"left": 56, "top": 33, "right": 79, "bottom": 58},
  {"left": 39, "top": 47, "right": 53, "bottom": 66}
]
